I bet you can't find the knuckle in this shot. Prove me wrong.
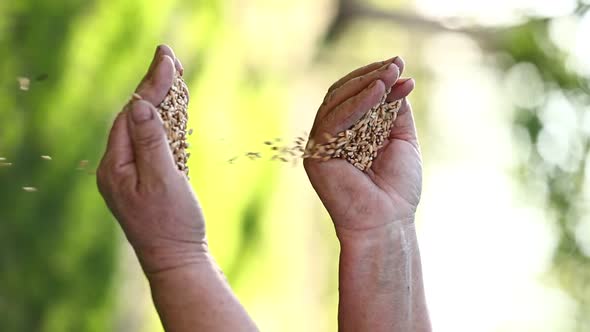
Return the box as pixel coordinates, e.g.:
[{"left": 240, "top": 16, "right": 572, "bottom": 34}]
[
  {"left": 109, "top": 163, "right": 129, "bottom": 180},
  {"left": 96, "top": 159, "right": 110, "bottom": 185},
  {"left": 328, "top": 80, "right": 341, "bottom": 94},
  {"left": 96, "top": 167, "right": 107, "bottom": 192},
  {"left": 97, "top": 158, "right": 128, "bottom": 185},
  {"left": 326, "top": 90, "right": 335, "bottom": 103},
  {"left": 323, "top": 90, "right": 337, "bottom": 108},
  {"left": 96, "top": 165, "right": 106, "bottom": 182}
]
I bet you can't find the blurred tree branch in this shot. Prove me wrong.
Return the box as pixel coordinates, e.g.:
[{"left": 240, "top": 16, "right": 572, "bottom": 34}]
[{"left": 326, "top": 0, "right": 493, "bottom": 43}]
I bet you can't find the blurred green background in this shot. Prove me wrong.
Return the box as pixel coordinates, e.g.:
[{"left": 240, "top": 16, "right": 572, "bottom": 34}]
[{"left": 2, "top": 0, "right": 590, "bottom": 331}]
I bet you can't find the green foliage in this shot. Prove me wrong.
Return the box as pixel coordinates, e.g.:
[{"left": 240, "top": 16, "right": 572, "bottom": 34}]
[
  {"left": 495, "top": 6, "right": 590, "bottom": 329},
  {"left": 0, "top": 1, "right": 119, "bottom": 330},
  {"left": 0, "top": 0, "right": 286, "bottom": 329}
]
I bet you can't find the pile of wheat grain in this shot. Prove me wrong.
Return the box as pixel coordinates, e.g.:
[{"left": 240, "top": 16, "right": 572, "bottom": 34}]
[
  {"left": 303, "top": 90, "right": 402, "bottom": 171},
  {"left": 133, "top": 73, "right": 191, "bottom": 177}
]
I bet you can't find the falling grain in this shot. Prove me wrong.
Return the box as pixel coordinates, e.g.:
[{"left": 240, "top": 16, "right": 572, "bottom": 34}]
[
  {"left": 245, "top": 152, "right": 262, "bottom": 160},
  {"left": 77, "top": 160, "right": 89, "bottom": 170},
  {"left": 302, "top": 90, "right": 402, "bottom": 172},
  {"left": 17, "top": 77, "right": 30, "bottom": 91}
]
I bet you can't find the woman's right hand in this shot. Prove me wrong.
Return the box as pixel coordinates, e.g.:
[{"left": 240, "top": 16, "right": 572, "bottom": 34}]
[{"left": 97, "top": 45, "right": 208, "bottom": 276}]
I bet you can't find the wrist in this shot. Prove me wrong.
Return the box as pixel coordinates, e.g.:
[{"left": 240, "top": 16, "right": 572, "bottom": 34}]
[
  {"left": 335, "top": 216, "right": 416, "bottom": 250},
  {"left": 134, "top": 240, "right": 211, "bottom": 278},
  {"left": 337, "top": 217, "right": 419, "bottom": 294},
  {"left": 144, "top": 250, "right": 219, "bottom": 286}
]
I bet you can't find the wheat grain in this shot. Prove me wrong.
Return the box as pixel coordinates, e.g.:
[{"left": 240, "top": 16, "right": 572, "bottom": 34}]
[
  {"left": 154, "top": 73, "right": 190, "bottom": 177},
  {"left": 303, "top": 90, "right": 402, "bottom": 172},
  {"left": 77, "top": 160, "right": 89, "bottom": 170},
  {"left": 17, "top": 77, "right": 30, "bottom": 91}
]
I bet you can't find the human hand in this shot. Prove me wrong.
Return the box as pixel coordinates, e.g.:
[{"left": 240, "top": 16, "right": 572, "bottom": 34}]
[
  {"left": 304, "top": 57, "right": 421, "bottom": 240},
  {"left": 97, "top": 45, "right": 207, "bottom": 275}
]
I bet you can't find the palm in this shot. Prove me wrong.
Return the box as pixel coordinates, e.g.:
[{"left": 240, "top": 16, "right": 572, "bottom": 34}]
[
  {"left": 370, "top": 135, "right": 422, "bottom": 215},
  {"left": 305, "top": 102, "right": 421, "bottom": 231}
]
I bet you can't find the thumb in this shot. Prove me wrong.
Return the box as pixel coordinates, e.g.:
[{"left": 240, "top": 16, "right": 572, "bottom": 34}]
[{"left": 127, "top": 100, "right": 177, "bottom": 181}]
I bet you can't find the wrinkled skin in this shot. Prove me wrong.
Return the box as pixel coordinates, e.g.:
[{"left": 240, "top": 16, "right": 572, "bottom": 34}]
[
  {"left": 304, "top": 57, "right": 421, "bottom": 236},
  {"left": 96, "top": 45, "right": 207, "bottom": 275}
]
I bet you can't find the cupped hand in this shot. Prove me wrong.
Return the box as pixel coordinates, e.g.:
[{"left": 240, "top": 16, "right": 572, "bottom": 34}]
[
  {"left": 97, "top": 45, "right": 206, "bottom": 275},
  {"left": 304, "top": 57, "right": 421, "bottom": 237}
]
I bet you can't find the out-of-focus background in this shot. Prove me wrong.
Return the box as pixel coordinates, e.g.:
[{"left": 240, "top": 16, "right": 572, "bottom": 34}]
[{"left": 1, "top": 0, "right": 590, "bottom": 331}]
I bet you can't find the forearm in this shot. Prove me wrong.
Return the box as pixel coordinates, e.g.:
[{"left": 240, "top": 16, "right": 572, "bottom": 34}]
[
  {"left": 336, "top": 219, "right": 431, "bottom": 332},
  {"left": 147, "top": 255, "right": 259, "bottom": 332}
]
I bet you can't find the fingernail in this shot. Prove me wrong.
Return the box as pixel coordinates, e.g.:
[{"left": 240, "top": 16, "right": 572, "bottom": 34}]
[
  {"left": 153, "top": 45, "right": 163, "bottom": 60},
  {"left": 131, "top": 102, "right": 153, "bottom": 123},
  {"left": 393, "top": 56, "right": 404, "bottom": 68}
]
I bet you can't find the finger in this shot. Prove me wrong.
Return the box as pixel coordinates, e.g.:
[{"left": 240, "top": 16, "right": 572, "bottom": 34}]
[
  {"left": 386, "top": 78, "right": 415, "bottom": 102},
  {"left": 97, "top": 110, "right": 136, "bottom": 195},
  {"left": 159, "top": 44, "right": 184, "bottom": 76},
  {"left": 143, "top": 45, "right": 166, "bottom": 83},
  {"left": 389, "top": 98, "right": 419, "bottom": 148},
  {"left": 140, "top": 45, "right": 183, "bottom": 86},
  {"left": 135, "top": 55, "right": 175, "bottom": 106},
  {"left": 320, "top": 79, "right": 386, "bottom": 136},
  {"left": 322, "top": 63, "right": 400, "bottom": 113},
  {"left": 104, "top": 110, "right": 134, "bottom": 166},
  {"left": 327, "top": 56, "right": 405, "bottom": 95},
  {"left": 127, "top": 100, "right": 177, "bottom": 182},
  {"left": 393, "top": 56, "right": 405, "bottom": 77}
]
